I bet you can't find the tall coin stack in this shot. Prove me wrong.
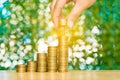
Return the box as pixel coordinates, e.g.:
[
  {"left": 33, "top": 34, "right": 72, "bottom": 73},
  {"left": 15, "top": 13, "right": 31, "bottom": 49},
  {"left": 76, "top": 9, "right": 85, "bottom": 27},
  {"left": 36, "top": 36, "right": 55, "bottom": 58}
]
[
  {"left": 48, "top": 46, "right": 57, "bottom": 72},
  {"left": 58, "top": 19, "right": 68, "bottom": 72},
  {"left": 37, "top": 53, "right": 47, "bottom": 72},
  {"left": 16, "top": 64, "right": 26, "bottom": 72},
  {"left": 27, "top": 61, "right": 37, "bottom": 72},
  {"left": 58, "top": 36, "right": 68, "bottom": 72}
]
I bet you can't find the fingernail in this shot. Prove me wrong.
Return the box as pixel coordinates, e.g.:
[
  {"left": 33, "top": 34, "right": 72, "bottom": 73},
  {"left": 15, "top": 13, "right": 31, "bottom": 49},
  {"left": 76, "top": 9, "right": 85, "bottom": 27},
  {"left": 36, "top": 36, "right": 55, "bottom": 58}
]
[{"left": 68, "top": 20, "right": 73, "bottom": 28}]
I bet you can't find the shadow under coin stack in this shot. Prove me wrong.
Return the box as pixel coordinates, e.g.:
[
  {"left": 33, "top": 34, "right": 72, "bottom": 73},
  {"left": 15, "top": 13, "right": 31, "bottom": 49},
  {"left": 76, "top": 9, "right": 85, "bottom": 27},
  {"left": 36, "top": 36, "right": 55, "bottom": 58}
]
[
  {"left": 16, "top": 64, "right": 26, "bottom": 72},
  {"left": 37, "top": 53, "right": 47, "bottom": 72},
  {"left": 27, "top": 61, "right": 37, "bottom": 72},
  {"left": 58, "top": 36, "right": 68, "bottom": 72},
  {"left": 48, "top": 46, "right": 57, "bottom": 72}
]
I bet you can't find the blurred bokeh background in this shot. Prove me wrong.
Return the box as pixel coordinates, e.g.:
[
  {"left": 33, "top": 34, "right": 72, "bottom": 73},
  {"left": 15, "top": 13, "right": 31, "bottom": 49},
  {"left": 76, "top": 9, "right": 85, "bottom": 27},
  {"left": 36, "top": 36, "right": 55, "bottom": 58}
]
[{"left": 0, "top": 0, "right": 120, "bottom": 70}]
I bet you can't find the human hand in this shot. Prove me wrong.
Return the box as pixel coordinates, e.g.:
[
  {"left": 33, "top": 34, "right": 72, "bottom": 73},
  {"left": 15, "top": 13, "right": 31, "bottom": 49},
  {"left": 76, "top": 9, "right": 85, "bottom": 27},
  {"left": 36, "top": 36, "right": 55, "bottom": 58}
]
[{"left": 50, "top": 0, "right": 96, "bottom": 28}]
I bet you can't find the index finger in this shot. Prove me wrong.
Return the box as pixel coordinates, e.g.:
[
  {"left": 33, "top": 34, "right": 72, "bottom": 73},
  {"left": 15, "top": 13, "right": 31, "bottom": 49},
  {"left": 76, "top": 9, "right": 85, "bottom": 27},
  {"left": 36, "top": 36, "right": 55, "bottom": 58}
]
[
  {"left": 53, "top": 0, "right": 66, "bottom": 28},
  {"left": 50, "top": 0, "right": 57, "bottom": 16}
]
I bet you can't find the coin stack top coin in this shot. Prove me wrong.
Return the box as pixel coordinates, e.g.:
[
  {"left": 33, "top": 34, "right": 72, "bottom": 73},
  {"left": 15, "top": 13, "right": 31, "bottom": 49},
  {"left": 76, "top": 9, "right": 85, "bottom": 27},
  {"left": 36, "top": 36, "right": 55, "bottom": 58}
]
[
  {"left": 37, "top": 53, "right": 47, "bottom": 72},
  {"left": 27, "top": 61, "right": 37, "bottom": 72},
  {"left": 16, "top": 64, "right": 27, "bottom": 72},
  {"left": 48, "top": 46, "right": 57, "bottom": 72}
]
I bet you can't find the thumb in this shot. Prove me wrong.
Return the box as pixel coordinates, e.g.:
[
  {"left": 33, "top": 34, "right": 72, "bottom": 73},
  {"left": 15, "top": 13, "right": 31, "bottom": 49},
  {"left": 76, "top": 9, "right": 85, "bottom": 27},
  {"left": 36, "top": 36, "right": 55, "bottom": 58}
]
[{"left": 67, "top": 3, "right": 85, "bottom": 28}]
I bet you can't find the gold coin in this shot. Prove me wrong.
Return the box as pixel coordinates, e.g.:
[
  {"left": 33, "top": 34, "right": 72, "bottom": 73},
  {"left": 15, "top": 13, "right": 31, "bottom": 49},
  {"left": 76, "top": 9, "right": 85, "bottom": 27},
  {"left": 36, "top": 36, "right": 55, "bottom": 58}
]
[
  {"left": 27, "top": 69, "right": 36, "bottom": 72},
  {"left": 58, "top": 65, "right": 68, "bottom": 68},
  {"left": 59, "top": 47, "right": 68, "bottom": 50},
  {"left": 48, "top": 69, "right": 57, "bottom": 72},
  {"left": 58, "top": 44, "right": 68, "bottom": 46},
  {"left": 37, "top": 55, "right": 47, "bottom": 58},
  {"left": 37, "top": 60, "right": 47, "bottom": 62},
  {"left": 37, "top": 66, "right": 47, "bottom": 69},
  {"left": 48, "top": 64, "right": 57, "bottom": 67},
  {"left": 37, "top": 57, "right": 47, "bottom": 60},
  {"left": 27, "top": 61, "right": 37, "bottom": 66},
  {"left": 27, "top": 66, "right": 35, "bottom": 68},
  {"left": 37, "top": 69, "right": 47, "bottom": 72},
  {"left": 48, "top": 51, "right": 57, "bottom": 52},
  {"left": 59, "top": 36, "right": 68, "bottom": 40},
  {"left": 58, "top": 60, "right": 68, "bottom": 65},
  {"left": 16, "top": 70, "right": 26, "bottom": 72},
  {"left": 47, "top": 57, "right": 57, "bottom": 60},
  {"left": 48, "top": 62, "right": 57, "bottom": 64},
  {"left": 59, "top": 54, "right": 68, "bottom": 57},
  {"left": 37, "top": 63, "right": 47, "bottom": 66},
  {"left": 37, "top": 62, "right": 47, "bottom": 64},
  {"left": 37, "top": 53, "right": 47, "bottom": 59},
  {"left": 48, "top": 47, "right": 57, "bottom": 51},
  {"left": 48, "top": 68, "right": 57, "bottom": 70},
  {"left": 48, "top": 67, "right": 57, "bottom": 69},
  {"left": 58, "top": 57, "right": 68, "bottom": 60},
  {"left": 16, "top": 64, "right": 26, "bottom": 68},
  {"left": 37, "top": 67, "right": 47, "bottom": 72},
  {"left": 47, "top": 61, "right": 57, "bottom": 63},
  {"left": 47, "top": 57, "right": 57, "bottom": 62},
  {"left": 48, "top": 46, "right": 58, "bottom": 48},
  {"left": 59, "top": 46, "right": 68, "bottom": 48},
  {"left": 58, "top": 69, "right": 68, "bottom": 72},
  {"left": 27, "top": 68, "right": 36, "bottom": 69},
  {"left": 37, "top": 53, "right": 47, "bottom": 55},
  {"left": 58, "top": 66, "right": 68, "bottom": 72},
  {"left": 28, "top": 61, "right": 37, "bottom": 64},
  {"left": 48, "top": 54, "right": 57, "bottom": 57},
  {"left": 60, "top": 19, "right": 67, "bottom": 26},
  {"left": 48, "top": 50, "right": 57, "bottom": 52}
]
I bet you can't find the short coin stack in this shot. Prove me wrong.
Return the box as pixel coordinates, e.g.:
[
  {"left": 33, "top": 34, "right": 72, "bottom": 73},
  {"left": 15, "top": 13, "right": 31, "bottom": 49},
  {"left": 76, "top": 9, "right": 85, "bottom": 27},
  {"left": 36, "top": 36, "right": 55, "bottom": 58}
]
[
  {"left": 16, "top": 64, "right": 26, "bottom": 72},
  {"left": 58, "top": 36, "right": 68, "bottom": 72},
  {"left": 48, "top": 46, "right": 57, "bottom": 72},
  {"left": 37, "top": 53, "right": 47, "bottom": 72},
  {"left": 27, "top": 61, "right": 37, "bottom": 72}
]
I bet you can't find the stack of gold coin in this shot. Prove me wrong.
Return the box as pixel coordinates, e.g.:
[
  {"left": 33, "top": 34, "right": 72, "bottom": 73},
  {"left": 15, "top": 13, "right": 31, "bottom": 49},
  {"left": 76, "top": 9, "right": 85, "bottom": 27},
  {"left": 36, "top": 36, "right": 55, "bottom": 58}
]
[
  {"left": 16, "top": 64, "right": 26, "bottom": 72},
  {"left": 58, "top": 36, "right": 68, "bottom": 72},
  {"left": 27, "top": 61, "right": 37, "bottom": 72},
  {"left": 37, "top": 53, "right": 47, "bottom": 72},
  {"left": 48, "top": 46, "right": 57, "bottom": 72}
]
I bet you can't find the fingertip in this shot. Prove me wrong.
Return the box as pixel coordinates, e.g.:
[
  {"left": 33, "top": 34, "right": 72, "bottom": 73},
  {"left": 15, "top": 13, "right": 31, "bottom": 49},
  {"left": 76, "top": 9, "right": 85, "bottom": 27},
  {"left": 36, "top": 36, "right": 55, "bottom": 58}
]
[
  {"left": 53, "top": 18, "right": 59, "bottom": 28},
  {"left": 67, "top": 20, "right": 73, "bottom": 28}
]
